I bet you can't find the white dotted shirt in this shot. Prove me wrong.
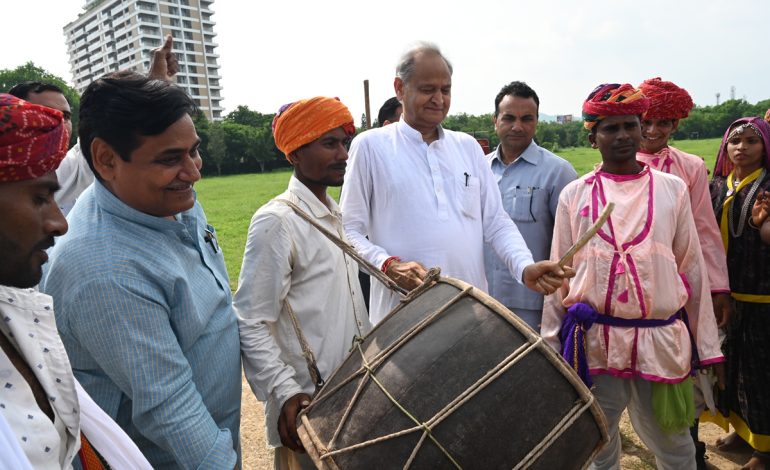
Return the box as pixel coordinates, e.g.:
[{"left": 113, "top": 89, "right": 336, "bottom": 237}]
[{"left": 0, "top": 286, "right": 80, "bottom": 469}]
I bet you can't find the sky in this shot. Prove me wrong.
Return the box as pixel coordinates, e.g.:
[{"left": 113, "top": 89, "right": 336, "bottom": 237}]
[{"left": 4, "top": 0, "right": 769, "bottom": 122}]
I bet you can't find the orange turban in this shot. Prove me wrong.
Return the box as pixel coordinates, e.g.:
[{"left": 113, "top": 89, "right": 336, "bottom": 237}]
[
  {"left": 272, "top": 97, "right": 355, "bottom": 157},
  {"left": 638, "top": 78, "right": 693, "bottom": 120},
  {"left": 765, "top": 108, "right": 770, "bottom": 124},
  {"left": 0, "top": 94, "right": 68, "bottom": 182},
  {"left": 582, "top": 84, "right": 650, "bottom": 130}
]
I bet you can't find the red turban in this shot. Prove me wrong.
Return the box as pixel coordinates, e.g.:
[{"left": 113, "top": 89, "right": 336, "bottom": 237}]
[
  {"left": 638, "top": 78, "right": 693, "bottom": 120},
  {"left": 582, "top": 83, "right": 650, "bottom": 130},
  {"left": 272, "top": 96, "right": 355, "bottom": 158},
  {"left": 0, "top": 94, "right": 68, "bottom": 182}
]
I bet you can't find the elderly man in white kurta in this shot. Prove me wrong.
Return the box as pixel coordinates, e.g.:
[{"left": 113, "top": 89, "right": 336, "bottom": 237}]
[{"left": 340, "top": 42, "right": 571, "bottom": 324}]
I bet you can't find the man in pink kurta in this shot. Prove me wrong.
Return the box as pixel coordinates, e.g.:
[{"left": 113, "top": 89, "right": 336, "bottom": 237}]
[
  {"left": 635, "top": 78, "right": 729, "bottom": 469},
  {"left": 636, "top": 78, "right": 731, "bottom": 324},
  {"left": 542, "top": 83, "right": 724, "bottom": 470}
]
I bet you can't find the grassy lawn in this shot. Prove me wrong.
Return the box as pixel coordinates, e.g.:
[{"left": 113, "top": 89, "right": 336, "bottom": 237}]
[{"left": 196, "top": 138, "right": 723, "bottom": 288}]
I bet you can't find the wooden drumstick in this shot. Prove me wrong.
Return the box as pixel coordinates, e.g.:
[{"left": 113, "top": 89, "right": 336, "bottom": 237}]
[{"left": 558, "top": 202, "right": 614, "bottom": 267}]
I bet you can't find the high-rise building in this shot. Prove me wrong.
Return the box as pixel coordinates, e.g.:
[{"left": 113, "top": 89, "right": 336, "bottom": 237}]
[{"left": 64, "top": 0, "right": 224, "bottom": 120}]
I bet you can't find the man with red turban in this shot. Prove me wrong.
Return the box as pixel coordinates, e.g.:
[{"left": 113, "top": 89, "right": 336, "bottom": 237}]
[
  {"left": 637, "top": 77, "right": 730, "bottom": 468},
  {"left": 234, "top": 96, "right": 371, "bottom": 470},
  {"left": 0, "top": 94, "right": 151, "bottom": 469},
  {"left": 542, "top": 83, "right": 724, "bottom": 470}
]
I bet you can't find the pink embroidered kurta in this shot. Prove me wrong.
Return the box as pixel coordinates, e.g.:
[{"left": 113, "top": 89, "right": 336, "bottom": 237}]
[
  {"left": 542, "top": 165, "right": 724, "bottom": 383},
  {"left": 637, "top": 146, "right": 730, "bottom": 293}
]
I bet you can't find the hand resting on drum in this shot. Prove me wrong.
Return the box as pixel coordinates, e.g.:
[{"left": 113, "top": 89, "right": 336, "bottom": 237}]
[
  {"left": 522, "top": 261, "right": 576, "bottom": 295},
  {"left": 279, "top": 393, "right": 312, "bottom": 452},
  {"left": 385, "top": 260, "right": 429, "bottom": 291}
]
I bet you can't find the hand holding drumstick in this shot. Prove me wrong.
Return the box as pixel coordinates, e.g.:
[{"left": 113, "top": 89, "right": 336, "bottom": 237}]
[{"left": 524, "top": 203, "right": 614, "bottom": 295}]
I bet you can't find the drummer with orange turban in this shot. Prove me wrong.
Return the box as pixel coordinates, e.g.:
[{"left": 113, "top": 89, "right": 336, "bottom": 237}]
[
  {"left": 636, "top": 78, "right": 731, "bottom": 466},
  {"left": 543, "top": 83, "right": 724, "bottom": 470},
  {"left": 234, "top": 96, "right": 371, "bottom": 470}
]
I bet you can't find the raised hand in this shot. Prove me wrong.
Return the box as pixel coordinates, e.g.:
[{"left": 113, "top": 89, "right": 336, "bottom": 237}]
[
  {"left": 752, "top": 190, "right": 770, "bottom": 228},
  {"left": 148, "top": 34, "right": 179, "bottom": 81}
]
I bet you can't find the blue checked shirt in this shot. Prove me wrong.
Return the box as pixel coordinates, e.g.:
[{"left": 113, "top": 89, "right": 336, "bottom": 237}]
[{"left": 41, "top": 181, "right": 241, "bottom": 469}]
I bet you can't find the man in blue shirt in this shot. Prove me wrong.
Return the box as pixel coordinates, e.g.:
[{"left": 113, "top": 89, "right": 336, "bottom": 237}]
[
  {"left": 484, "top": 81, "right": 577, "bottom": 330},
  {"left": 40, "top": 72, "right": 241, "bottom": 469}
]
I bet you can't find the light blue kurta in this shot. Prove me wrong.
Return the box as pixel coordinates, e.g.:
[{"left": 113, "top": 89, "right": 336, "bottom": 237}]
[{"left": 41, "top": 181, "right": 241, "bottom": 469}]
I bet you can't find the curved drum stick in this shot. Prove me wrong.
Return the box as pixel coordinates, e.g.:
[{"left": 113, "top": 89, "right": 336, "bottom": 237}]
[{"left": 558, "top": 202, "right": 615, "bottom": 268}]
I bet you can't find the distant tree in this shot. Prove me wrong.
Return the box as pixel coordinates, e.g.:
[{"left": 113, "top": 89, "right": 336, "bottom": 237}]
[
  {"left": 675, "top": 98, "right": 770, "bottom": 140},
  {"left": 225, "top": 105, "right": 274, "bottom": 128},
  {"left": 443, "top": 112, "right": 497, "bottom": 147},
  {"left": 252, "top": 126, "right": 282, "bottom": 173},
  {"left": 0, "top": 62, "right": 80, "bottom": 146},
  {"left": 207, "top": 122, "right": 227, "bottom": 176},
  {"left": 221, "top": 121, "right": 256, "bottom": 173}
]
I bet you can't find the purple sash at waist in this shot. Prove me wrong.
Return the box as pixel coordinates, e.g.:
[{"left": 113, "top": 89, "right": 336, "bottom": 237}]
[{"left": 558, "top": 303, "right": 697, "bottom": 387}]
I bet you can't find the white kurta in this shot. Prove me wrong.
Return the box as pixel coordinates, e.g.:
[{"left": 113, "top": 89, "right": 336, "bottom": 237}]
[
  {"left": 0, "top": 286, "right": 151, "bottom": 470},
  {"left": 234, "top": 176, "right": 371, "bottom": 447},
  {"left": 54, "top": 142, "right": 94, "bottom": 217},
  {"left": 0, "top": 286, "right": 80, "bottom": 469},
  {"left": 0, "top": 411, "right": 33, "bottom": 469},
  {"left": 340, "top": 121, "right": 534, "bottom": 323}
]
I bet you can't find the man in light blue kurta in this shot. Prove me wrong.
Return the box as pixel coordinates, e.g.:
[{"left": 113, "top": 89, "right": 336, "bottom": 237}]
[
  {"left": 484, "top": 82, "right": 577, "bottom": 330},
  {"left": 40, "top": 72, "right": 241, "bottom": 469}
]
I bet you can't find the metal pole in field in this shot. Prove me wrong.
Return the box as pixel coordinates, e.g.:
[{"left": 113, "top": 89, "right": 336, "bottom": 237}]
[{"left": 363, "top": 79, "right": 372, "bottom": 129}]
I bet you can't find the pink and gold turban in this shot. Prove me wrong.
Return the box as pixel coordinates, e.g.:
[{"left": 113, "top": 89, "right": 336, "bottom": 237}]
[
  {"left": 0, "top": 94, "right": 68, "bottom": 182},
  {"left": 582, "top": 83, "right": 650, "bottom": 130},
  {"left": 272, "top": 96, "right": 355, "bottom": 158},
  {"left": 638, "top": 78, "right": 693, "bottom": 120}
]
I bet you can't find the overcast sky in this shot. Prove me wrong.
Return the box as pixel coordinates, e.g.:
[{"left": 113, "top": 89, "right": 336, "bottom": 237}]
[{"left": 4, "top": 0, "right": 769, "bottom": 122}]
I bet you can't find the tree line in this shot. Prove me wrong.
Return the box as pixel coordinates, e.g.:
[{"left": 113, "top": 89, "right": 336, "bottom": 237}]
[
  {"left": 3, "top": 62, "right": 768, "bottom": 177},
  {"left": 443, "top": 97, "right": 770, "bottom": 154}
]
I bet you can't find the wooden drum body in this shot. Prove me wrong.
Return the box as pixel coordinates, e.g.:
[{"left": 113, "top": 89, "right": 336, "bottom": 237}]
[{"left": 298, "top": 276, "right": 608, "bottom": 469}]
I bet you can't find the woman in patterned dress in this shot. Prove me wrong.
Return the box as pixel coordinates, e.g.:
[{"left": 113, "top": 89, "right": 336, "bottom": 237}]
[{"left": 709, "top": 117, "right": 770, "bottom": 470}]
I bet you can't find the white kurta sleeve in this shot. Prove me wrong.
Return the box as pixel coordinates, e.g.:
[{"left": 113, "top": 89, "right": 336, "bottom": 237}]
[
  {"left": 340, "top": 136, "right": 392, "bottom": 269},
  {"left": 233, "top": 210, "right": 304, "bottom": 409}
]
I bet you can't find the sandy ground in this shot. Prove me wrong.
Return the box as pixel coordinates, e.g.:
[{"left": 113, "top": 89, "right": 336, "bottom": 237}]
[{"left": 240, "top": 375, "right": 753, "bottom": 469}]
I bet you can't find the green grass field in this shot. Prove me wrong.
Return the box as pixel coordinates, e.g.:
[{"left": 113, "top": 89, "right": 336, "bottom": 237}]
[{"left": 196, "top": 138, "right": 723, "bottom": 288}]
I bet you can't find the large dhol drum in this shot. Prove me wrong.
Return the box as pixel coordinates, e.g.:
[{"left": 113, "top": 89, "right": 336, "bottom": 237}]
[{"left": 298, "top": 276, "right": 608, "bottom": 469}]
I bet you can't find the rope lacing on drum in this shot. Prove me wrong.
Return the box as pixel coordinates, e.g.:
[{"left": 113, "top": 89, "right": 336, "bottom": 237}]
[{"left": 352, "top": 340, "right": 463, "bottom": 469}]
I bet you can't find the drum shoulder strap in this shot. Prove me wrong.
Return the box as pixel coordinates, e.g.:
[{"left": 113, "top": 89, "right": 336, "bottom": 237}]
[
  {"left": 275, "top": 198, "right": 407, "bottom": 296},
  {"left": 283, "top": 299, "right": 325, "bottom": 393}
]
